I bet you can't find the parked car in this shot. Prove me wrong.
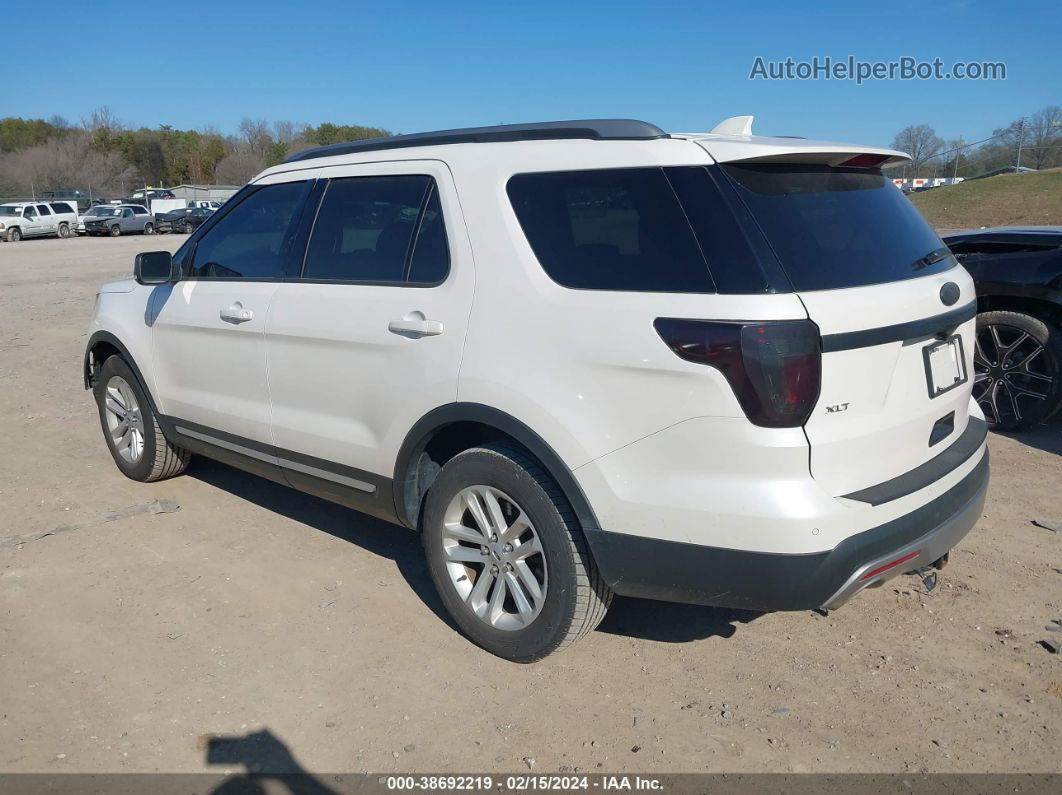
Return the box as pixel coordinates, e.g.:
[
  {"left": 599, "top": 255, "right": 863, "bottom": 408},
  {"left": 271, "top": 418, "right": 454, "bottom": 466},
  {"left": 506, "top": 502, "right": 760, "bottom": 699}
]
[
  {"left": 156, "top": 206, "right": 214, "bottom": 234},
  {"left": 82, "top": 204, "right": 156, "bottom": 237},
  {"left": 943, "top": 227, "right": 1062, "bottom": 430},
  {"left": 0, "top": 201, "right": 78, "bottom": 241},
  {"left": 84, "top": 118, "right": 988, "bottom": 661}
]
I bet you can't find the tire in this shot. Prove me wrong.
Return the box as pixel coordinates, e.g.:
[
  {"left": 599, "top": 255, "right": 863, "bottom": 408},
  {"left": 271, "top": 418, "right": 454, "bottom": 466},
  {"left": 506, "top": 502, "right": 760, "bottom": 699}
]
[
  {"left": 109, "top": 224, "right": 121, "bottom": 237},
  {"left": 422, "top": 442, "right": 612, "bottom": 662},
  {"left": 93, "top": 355, "right": 191, "bottom": 482},
  {"left": 8, "top": 227, "right": 21, "bottom": 242},
  {"left": 182, "top": 220, "right": 193, "bottom": 234},
  {"left": 143, "top": 222, "right": 154, "bottom": 235},
  {"left": 58, "top": 222, "right": 69, "bottom": 239},
  {"left": 973, "top": 310, "right": 1062, "bottom": 430}
]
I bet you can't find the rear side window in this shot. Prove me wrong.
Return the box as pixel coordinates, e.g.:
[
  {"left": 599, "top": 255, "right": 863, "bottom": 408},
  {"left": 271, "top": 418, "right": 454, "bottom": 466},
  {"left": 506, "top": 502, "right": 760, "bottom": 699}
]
[
  {"left": 190, "top": 180, "right": 311, "bottom": 279},
  {"left": 721, "top": 164, "right": 952, "bottom": 291},
  {"left": 302, "top": 175, "right": 448, "bottom": 284},
  {"left": 507, "top": 168, "right": 715, "bottom": 293},
  {"left": 132, "top": 206, "right": 148, "bottom": 215},
  {"left": 50, "top": 202, "right": 73, "bottom": 214}
]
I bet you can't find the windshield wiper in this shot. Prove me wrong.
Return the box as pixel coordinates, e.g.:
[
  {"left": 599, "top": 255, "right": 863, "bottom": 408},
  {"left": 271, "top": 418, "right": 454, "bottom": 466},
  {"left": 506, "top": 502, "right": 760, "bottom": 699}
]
[{"left": 910, "top": 246, "right": 952, "bottom": 271}]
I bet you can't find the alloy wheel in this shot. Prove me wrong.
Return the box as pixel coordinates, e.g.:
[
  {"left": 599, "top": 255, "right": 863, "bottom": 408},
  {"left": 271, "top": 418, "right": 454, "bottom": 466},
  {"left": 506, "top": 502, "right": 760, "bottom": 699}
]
[
  {"left": 973, "top": 323, "right": 1053, "bottom": 426},
  {"left": 103, "top": 375, "right": 145, "bottom": 462},
  {"left": 441, "top": 485, "right": 548, "bottom": 631}
]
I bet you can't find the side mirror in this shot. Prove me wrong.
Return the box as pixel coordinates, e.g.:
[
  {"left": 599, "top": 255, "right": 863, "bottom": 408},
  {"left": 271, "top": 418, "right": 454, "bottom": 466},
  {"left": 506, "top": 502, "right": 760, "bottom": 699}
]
[{"left": 134, "top": 251, "right": 175, "bottom": 285}]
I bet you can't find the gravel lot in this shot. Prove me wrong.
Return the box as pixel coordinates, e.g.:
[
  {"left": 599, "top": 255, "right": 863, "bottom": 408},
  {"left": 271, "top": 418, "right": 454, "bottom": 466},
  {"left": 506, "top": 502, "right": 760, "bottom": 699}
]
[{"left": 1, "top": 235, "right": 1060, "bottom": 775}]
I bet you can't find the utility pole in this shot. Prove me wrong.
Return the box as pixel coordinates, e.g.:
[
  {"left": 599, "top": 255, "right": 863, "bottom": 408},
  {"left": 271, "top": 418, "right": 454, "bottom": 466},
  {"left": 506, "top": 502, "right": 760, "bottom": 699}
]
[
  {"left": 954, "top": 138, "right": 964, "bottom": 179},
  {"left": 1015, "top": 118, "right": 1026, "bottom": 172}
]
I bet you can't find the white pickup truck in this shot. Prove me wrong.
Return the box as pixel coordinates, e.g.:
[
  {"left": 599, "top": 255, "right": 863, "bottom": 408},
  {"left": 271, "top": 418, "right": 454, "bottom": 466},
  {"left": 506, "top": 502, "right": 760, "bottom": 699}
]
[{"left": 0, "top": 201, "right": 79, "bottom": 242}]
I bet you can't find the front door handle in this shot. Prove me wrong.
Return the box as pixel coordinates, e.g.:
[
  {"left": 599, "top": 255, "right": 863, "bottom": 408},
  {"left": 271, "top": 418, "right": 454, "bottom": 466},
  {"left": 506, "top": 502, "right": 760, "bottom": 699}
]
[
  {"left": 388, "top": 312, "right": 443, "bottom": 338},
  {"left": 220, "top": 302, "right": 253, "bottom": 324}
]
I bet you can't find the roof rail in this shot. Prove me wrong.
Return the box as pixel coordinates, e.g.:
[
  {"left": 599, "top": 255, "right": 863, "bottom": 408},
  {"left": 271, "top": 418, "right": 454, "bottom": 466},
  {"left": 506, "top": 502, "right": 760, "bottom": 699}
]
[{"left": 284, "top": 119, "right": 668, "bottom": 163}]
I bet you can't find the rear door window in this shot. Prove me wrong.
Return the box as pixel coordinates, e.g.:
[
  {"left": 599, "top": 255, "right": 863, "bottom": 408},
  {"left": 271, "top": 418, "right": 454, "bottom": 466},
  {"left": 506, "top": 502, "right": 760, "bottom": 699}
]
[
  {"left": 507, "top": 168, "right": 716, "bottom": 293},
  {"left": 37, "top": 204, "right": 51, "bottom": 215},
  {"left": 302, "top": 175, "right": 448, "bottom": 284},
  {"left": 721, "top": 164, "right": 952, "bottom": 292}
]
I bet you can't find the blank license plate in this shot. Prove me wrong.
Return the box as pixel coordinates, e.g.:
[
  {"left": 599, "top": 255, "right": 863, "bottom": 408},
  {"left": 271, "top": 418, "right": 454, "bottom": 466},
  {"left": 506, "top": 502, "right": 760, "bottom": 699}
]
[{"left": 923, "top": 335, "right": 967, "bottom": 398}]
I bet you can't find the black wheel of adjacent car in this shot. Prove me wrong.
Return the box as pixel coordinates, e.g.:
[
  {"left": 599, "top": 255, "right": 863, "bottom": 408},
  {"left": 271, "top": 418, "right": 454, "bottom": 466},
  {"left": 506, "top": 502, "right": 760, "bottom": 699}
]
[
  {"left": 973, "top": 310, "right": 1062, "bottom": 430},
  {"left": 7, "top": 227, "right": 21, "bottom": 242},
  {"left": 422, "top": 442, "right": 612, "bottom": 662},
  {"left": 58, "top": 222, "right": 70, "bottom": 239},
  {"left": 183, "top": 220, "right": 193, "bottom": 234},
  {"left": 93, "top": 355, "right": 191, "bottom": 482},
  {"left": 144, "top": 222, "right": 154, "bottom": 235},
  {"left": 109, "top": 224, "right": 121, "bottom": 237}
]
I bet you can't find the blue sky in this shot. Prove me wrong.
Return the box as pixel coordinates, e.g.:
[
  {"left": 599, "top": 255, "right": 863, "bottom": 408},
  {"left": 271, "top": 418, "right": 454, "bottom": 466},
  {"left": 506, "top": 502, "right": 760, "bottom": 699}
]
[{"left": 9, "top": 0, "right": 1059, "bottom": 147}]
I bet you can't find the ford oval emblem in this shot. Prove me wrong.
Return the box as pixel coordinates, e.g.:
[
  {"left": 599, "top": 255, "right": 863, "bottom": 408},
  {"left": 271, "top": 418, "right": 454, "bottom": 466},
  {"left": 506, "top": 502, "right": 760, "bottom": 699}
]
[{"left": 939, "top": 282, "right": 960, "bottom": 306}]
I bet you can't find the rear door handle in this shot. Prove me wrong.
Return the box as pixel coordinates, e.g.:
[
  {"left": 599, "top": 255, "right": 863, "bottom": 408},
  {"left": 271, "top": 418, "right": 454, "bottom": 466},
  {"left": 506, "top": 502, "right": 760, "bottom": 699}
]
[
  {"left": 220, "top": 302, "right": 253, "bottom": 324},
  {"left": 388, "top": 314, "right": 443, "bottom": 338}
]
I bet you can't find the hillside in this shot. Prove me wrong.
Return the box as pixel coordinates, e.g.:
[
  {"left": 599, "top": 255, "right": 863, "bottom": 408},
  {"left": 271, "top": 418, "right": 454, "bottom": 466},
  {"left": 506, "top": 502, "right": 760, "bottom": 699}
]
[{"left": 908, "top": 168, "right": 1062, "bottom": 229}]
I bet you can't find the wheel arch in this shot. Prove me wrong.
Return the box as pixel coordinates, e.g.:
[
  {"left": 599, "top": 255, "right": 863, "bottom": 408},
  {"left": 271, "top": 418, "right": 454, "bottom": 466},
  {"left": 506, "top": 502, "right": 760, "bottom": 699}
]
[
  {"left": 84, "top": 331, "right": 160, "bottom": 413},
  {"left": 392, "top": 403, "right": 601, "bottom": 533},
  {"left": 977, "top": 292, "right": 1062, "bottom": 330}
]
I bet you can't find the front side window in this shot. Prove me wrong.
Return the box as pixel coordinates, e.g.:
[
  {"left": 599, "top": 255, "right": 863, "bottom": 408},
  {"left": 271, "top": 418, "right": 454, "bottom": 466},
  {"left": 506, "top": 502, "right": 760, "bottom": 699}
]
[
  {"left": 190, "top": 180, "right": 311, "bottom": 279},
  {"left": 23, "top": 206, "right": 36, "bottom": 219},
  {"left": 506, "top": 168, "right": 715, "bottom": 293},
  {"left": 303, "top": 175, "right": 445, "bottom": 283}
]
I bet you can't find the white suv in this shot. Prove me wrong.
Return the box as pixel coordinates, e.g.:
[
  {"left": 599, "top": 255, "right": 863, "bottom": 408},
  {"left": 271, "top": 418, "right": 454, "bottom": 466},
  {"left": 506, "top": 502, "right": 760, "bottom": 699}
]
[
  {"left": 85, "top": 118, "right": 989, "bottom": 661},
  {"left": 0, "top": 201, "right": 78, "bottom": 241}
]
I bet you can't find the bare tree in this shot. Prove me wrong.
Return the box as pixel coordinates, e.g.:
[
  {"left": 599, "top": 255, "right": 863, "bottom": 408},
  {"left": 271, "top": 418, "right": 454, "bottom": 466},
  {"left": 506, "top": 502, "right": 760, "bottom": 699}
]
[
  {"left": 215, "top": 149, "right": 266, "bottom": 184},
  {"left": 0, "top": 131, "right": 136, "bottom": 196},
  {"left": 1026, "top": 105, "right": 1062, "bottom": 169},
  {"left": 238, "top": 118, "right": 272, "bottom": 156},
  {"left": 891, "top": 124, "right": 944, "bottom": 170}
]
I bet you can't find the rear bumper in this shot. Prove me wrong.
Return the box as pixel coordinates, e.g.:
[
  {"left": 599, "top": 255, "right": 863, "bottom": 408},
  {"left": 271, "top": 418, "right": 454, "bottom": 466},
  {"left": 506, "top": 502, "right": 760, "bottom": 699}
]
[{"left": 583, "top": 451, "right": 988, "bottom": 612}]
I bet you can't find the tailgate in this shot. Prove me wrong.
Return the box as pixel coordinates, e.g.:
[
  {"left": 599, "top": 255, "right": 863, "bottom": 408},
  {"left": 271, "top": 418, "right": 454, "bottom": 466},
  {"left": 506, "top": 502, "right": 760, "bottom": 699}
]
[
  {"left": 714, "top": 161, "right": 980, "bottom": 497},
  {"left": 800, "top": 273, "right": 977, "bottom": 496}
]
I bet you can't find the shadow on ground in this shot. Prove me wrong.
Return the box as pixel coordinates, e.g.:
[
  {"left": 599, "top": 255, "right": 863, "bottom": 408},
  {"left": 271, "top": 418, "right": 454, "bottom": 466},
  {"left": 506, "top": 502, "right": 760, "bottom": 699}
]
[
  {"left": 996, "top": 418, "right": 1062, "bottom": 456},
  {"left": 186, "top": 458, "right": 759, "bottom": 646},
  {"left": 204, "top": 728, "right": 337, "bottom": 794}
]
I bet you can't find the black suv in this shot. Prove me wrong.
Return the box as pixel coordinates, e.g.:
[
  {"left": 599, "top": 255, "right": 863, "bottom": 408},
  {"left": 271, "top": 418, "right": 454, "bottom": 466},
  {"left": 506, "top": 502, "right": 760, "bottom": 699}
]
[{"left": 943, "top": 227, "right": 1062, "bottom": 430}]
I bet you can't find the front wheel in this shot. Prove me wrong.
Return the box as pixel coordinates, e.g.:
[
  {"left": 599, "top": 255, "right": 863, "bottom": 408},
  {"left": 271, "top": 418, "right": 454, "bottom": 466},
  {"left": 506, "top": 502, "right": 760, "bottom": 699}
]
[
  {"left": 93, "top": 356, "right": 191, "bottom": 481},
  {"left": 109, "top": 224, "right": 121, "bottom": 237},
  {"left": 973, "top": 310, "right": 1062, "bottom": 430},
  {"left": 7, "top": 227, "right": 21, "bottom": 242},
  {"left": 422, "top": 443, "right": 612, "bottom": 662}
]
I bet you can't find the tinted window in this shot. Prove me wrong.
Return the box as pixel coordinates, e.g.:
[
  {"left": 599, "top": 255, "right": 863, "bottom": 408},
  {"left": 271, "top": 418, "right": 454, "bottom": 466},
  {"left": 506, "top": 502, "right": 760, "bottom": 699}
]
[
  {"left": 50, "top": 203, "right": 74, "bottom": 214},
  {"left": 948, "top": 239, "right": 1058, "bottom": 256},
  {"left": 507, "top": 168, "right": 714, "bottom": 292},
  {"left": 407, "top": 186, "right": 449, "bottom": 284},
  {"left": 190, "top": 180, "right": 311, "bottom": 279},
  {"left": 132, "top": 206, "right": 148, "bottom": 215},
  {"left": 37, "top": 204, "right": 51, "bottom": 215},
  {"left": 721, "top": 164, "right": 952, "bottom": 291},
  {"left": 303, "top": 175, "right": 430, "bottom": 282},
  {"left": 24, "top": 206, "right": 36, "bottom": 218}
]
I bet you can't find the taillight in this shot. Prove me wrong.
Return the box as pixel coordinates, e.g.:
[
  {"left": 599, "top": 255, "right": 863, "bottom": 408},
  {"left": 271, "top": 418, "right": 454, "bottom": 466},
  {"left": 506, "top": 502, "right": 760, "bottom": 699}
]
[{"left": 654, "top": 318, "right": 821, "bottom": 428}]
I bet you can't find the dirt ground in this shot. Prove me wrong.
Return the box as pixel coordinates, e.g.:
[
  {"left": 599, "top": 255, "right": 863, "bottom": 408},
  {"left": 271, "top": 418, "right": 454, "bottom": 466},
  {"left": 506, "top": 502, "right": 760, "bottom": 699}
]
[{"left": 0, "top": 235, "right": 1059, "bottom": 776}]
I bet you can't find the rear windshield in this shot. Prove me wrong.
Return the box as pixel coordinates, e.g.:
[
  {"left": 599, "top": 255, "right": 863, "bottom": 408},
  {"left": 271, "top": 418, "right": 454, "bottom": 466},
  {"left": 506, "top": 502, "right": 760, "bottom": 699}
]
[{"left": 721, "top": 164, "right": 953, "bottom": 291}]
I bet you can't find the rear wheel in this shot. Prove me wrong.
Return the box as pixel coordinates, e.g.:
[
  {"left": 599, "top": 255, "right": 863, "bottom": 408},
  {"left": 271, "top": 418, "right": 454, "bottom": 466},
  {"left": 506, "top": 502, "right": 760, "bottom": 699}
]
[
  {"left": 973, "top": 310, "right": 1062, "bottom": 430},
  {"left": 93, "top": 356, "right": 191, "bottom": 481},
  {"left": 422, "top": 443, "right": 611, "bottom": 662},
  {"left": 143, "top": 222, "right": 154, "bottom": 235},
  {"left": 58, "top": 222, "right": 70, "bottom": 239}
]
